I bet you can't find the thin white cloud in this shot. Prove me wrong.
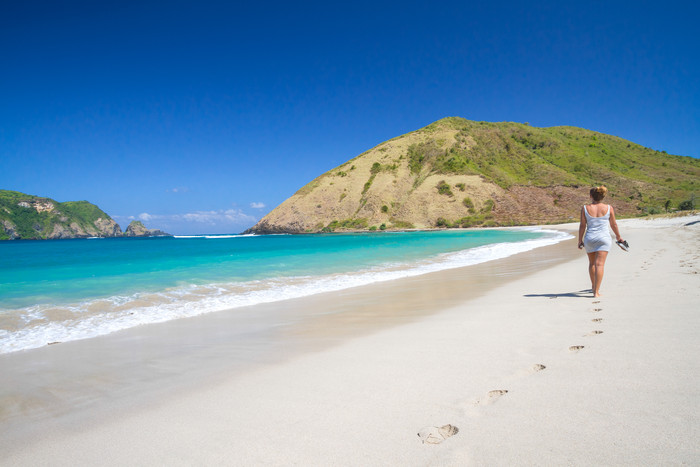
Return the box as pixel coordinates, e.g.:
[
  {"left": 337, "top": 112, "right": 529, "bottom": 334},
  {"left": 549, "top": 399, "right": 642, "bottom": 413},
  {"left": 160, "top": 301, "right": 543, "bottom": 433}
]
[
  {"left": 138, "top": 212, "right": 152, "bottom": 221},
  {"left": 181, "top": 209, "right": 256, "bottom": 225},
  {"left": 250, "top": 202, "right": 266, "bottom": 209},
  {"left": 167, "top": 187, "right": 190, "bottom": 193}
]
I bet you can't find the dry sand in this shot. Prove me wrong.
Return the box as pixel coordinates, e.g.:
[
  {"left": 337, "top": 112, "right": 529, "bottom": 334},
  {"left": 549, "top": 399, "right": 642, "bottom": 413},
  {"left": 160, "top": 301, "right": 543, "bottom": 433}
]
[{"left": 1, "top": 216, "right": 699, "bottom": 466}]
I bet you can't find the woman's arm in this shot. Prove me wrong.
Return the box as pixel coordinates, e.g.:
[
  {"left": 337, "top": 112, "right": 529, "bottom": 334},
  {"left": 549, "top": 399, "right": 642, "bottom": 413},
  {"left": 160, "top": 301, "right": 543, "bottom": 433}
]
[
  {"left": 608, "top": 205, "right": 623, "bottom": 242},
  {"left": 578, "top": 207, "right": 586, "bottom": 249}
]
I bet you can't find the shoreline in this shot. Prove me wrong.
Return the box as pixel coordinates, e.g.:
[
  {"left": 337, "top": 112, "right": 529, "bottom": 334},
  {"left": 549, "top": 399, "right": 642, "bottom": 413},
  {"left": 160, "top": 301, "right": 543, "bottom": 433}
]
[
  {"left": 0, "top": 228, "right": 568, "bottom": 355},
  {"left": 2, "top": 216, "right": 698, "bottom": 465}
]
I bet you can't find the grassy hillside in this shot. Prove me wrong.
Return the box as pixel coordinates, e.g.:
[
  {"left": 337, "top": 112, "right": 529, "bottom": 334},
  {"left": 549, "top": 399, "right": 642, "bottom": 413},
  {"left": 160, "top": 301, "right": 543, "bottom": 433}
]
[
  {"left": 248, "top": 118, "right": 699, "bottom": 233},
  {"left": 408, "top": 118, "right": 698, "bottom": 208}
]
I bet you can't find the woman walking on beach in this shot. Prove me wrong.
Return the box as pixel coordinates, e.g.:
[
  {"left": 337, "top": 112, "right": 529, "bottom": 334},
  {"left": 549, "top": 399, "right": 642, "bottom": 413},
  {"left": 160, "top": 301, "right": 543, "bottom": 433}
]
[{"left": 578, "top": 186, "right": 624, "bottom": 298}]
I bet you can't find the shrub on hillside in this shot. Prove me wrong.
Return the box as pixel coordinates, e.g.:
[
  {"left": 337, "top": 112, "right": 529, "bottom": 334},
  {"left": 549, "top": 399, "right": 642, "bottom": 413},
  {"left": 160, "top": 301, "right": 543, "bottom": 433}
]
[
  {"left": 435, "top": 217, "right": 451, "bottom": 228},
  {"left": 679, "top": 194, "right": 696, "bottom": 210},
  {"left": 462, "top": 197, "right": 475, "bottom": 213},
  {"left": 481, "top": 199, "right": 495, "bottom": 213},
  {"left": 437, "top": 180, "right": 453, "bottom": 196}
]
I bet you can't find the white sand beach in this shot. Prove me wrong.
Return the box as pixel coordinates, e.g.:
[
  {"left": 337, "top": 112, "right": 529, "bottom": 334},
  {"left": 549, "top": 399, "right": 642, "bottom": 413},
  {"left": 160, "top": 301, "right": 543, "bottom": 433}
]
[{"left": 1, "top": 215, "right": 699, "bottom": 466}]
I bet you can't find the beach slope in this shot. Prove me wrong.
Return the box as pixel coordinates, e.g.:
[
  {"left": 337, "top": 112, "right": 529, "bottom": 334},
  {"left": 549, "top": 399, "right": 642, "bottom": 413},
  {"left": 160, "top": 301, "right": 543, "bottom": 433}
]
[{"left": 2, "top": 216, "right": 699, "bottom": 465}]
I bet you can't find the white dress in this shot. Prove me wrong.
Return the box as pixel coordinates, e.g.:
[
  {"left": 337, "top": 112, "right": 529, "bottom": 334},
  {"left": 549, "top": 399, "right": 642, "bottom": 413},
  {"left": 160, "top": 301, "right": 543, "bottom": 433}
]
[{"left": 583, "top": 205, "right": 612, "bottom": 253}]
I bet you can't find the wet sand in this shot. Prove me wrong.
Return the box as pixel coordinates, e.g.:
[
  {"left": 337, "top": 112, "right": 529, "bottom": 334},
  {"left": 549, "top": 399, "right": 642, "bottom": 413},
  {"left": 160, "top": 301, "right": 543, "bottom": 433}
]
[{"left": 2, "top": 217, "right": 698, "bottom": 465}]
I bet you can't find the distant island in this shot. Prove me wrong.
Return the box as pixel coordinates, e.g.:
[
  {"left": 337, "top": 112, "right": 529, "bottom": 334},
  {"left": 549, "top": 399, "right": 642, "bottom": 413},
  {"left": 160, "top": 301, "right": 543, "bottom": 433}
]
[
  {"left": 246, "top": 117, "right": 699, "bottom": 234},
  {"left": 0, "top": 190, "right": 170, "bottom": 240}
]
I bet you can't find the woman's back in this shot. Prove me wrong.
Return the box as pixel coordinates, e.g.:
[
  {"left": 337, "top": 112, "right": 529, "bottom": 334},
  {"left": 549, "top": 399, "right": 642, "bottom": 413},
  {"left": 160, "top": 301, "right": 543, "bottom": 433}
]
[
  {"left": 583, "top": 204, "right": 611, "bottom": 251},
  {"left": 584, "top": 203, "right": 610, "bottom": 218}
]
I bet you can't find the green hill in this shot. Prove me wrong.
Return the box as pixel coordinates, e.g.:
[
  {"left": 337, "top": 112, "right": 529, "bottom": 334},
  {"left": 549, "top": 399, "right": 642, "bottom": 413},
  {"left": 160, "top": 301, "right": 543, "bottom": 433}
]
[
  {"left": 247, "top": 117, "right": 699, "bottom": 233},
  {"left": 415, "top": 118, "right": 697, "bottom": 199},
  {"left": 0, "top": 190, "right": 123, "bottom": 240}
]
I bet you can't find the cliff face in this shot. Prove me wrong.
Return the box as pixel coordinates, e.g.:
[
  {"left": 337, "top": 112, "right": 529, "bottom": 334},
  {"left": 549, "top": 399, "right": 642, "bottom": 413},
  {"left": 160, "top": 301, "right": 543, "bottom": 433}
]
[
  {"left": 247, "top": 117, "right": 699, "bottom": 233},
  {"left": 0, "top": 191, "right": 166, "bottom": 240},
  {"left": 123, "top": 220, "right": 170, "bottom": 237}
]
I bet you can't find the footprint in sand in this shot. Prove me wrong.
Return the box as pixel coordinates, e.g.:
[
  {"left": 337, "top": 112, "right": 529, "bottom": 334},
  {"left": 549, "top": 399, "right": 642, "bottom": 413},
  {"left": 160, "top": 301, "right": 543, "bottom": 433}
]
[
  {"left": 515, "top": 364, "right": 547, "bottom": 378},
  {"left": 586, "top": 330, "right": 604, "bottom": 336},
  {"left": 592, "top": 318, "right": 603, "bottom": 322},
  {"left": 474, "top": 389, "right": 509, "bottom": 406},
  {"left": 417, "top": 424, "right": 459, "bottom": 444},
  {"left": 569, "top": 345, "right": 585, "bottom": 352}
]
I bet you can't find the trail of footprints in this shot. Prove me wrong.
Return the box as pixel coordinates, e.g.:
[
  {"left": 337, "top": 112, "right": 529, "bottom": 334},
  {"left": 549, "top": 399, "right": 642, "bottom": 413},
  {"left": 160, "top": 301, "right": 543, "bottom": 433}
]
[
  {"left": 570, "top": 301, "right": 606, "bottom": 351},
  {"left": 418, "top": 364, "right": 547, "bottom": 444},
  {"left": 419, "top": 300, "right": 605, "bottom": 445}
]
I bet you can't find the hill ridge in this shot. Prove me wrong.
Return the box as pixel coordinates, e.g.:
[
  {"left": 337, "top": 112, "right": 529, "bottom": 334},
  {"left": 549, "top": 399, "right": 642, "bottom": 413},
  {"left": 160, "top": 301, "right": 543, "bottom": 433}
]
[{"left": 247, "top": 117, "right": 699, "bottom": 233}]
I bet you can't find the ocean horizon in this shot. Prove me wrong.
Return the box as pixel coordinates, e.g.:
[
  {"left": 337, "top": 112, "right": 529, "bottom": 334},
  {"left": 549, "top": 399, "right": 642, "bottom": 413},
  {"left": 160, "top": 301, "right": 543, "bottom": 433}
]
[{"left": 0, "top": 228, "right": 571, "bottom": 354}]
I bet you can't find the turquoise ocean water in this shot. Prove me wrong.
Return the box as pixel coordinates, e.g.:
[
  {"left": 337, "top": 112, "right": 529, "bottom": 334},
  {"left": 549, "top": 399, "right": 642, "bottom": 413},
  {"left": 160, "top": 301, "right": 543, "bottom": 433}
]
[{"left": 0, "top": 229, "right": 569, "bottom": 354}]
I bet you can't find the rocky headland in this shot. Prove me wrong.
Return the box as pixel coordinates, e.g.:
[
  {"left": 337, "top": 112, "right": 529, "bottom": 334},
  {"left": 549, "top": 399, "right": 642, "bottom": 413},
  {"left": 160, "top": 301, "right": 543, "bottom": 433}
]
[{"left": 0, "top": 190, "right": 170, "bottom": 240}]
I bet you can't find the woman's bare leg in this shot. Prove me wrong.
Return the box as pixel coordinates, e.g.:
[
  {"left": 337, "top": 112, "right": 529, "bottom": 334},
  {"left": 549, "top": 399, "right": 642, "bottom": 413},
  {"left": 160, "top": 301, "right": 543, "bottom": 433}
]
[
  {"left": 592, "top": 251, "right": 608, "bottom": 297},
  {"left": 586, "top": 252, "right": 596, "bottom": 292}
]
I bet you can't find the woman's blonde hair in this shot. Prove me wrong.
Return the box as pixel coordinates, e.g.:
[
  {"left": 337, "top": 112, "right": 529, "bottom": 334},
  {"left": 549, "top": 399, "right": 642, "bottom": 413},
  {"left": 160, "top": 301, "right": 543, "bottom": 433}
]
[{"left": 590, "top": 186, "right": 608, "bottom": 202}]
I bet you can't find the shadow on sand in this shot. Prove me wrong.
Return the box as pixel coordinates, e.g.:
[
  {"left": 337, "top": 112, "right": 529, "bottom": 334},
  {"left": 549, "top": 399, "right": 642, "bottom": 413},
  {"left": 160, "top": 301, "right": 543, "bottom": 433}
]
[{"left": 524, "top": 289, "right": 592, "bottom": 299}]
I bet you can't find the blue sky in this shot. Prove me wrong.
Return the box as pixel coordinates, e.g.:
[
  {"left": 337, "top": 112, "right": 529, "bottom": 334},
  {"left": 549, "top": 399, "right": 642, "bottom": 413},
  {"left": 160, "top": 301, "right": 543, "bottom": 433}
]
[{"left": 1, "top": 1, "right": 698, "bottom": 234}]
